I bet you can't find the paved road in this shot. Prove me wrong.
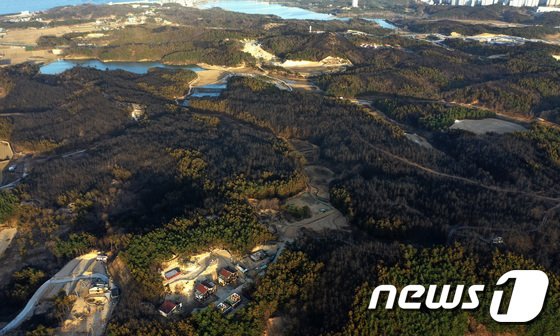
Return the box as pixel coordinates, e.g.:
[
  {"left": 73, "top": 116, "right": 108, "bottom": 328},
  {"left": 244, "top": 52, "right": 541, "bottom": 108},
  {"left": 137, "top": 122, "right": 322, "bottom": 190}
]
[
  {"left": 0, "top": 178, "right": 21, "bottom": 190},
  {"left": 0, "top": 273, "right": 108, "bottom": 335}
]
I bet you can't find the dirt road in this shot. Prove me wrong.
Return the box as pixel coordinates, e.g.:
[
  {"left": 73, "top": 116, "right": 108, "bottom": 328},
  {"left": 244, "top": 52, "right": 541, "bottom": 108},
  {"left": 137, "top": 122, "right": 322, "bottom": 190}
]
[{"left": 356, "top": 136, "right": 560, "bottom": 202}]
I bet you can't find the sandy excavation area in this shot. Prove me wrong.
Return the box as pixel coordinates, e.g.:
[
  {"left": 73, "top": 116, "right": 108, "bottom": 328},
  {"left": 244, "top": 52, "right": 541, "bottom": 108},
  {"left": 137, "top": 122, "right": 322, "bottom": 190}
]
[
  {"left": 0, "top": 227, "right": 17, "bottom": 259},
  {"left": 242, "top": 39, "right": 276, "bottom": 62},
  {"left": 241, "top": 39, "right": 351, "bottom": 75},
  {"left": 194, "top": 63, "right": 255, "bottom": 86},
  {"left": 54, "top": 251, "right": 100, "bottom": 278},
  {"left": 59, "top": 280, "right": 113, "bottom": 336}
]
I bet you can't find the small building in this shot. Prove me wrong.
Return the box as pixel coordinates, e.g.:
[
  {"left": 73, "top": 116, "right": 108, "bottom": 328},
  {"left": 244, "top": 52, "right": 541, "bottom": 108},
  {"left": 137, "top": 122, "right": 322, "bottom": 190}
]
[
  {"left": 217, "top": 302, "right": 232, "bottom": 314},
  {"left": 194, "top": 281, "right": 216, "bottom": 301},
  {"left": 218, "top": 267, "right": 238, "bottom": 286},
  {"left": 158, "top": 300, "right": 182, "bottom": 318},
  {"left": 235, "top": 263, "right": 248, "bottom": 274},
  {"left": 250, "top": 250, "right": 267, "bottom": 262},
  {"left": 225, "top": 293, "right": 241, "bottom": 308},
  {"left": 217, "top": 293, "right": 242, "bottom": 314},
  {"left": 164, "top": 268, "right": 181, "bottom": 281},
  {"left": 89, "top": 281, "right": 109, "bottom": 295},
  {"left": 89, "top": 286, "right": 107, "bottom": 295},
  {"left": 94, "top": 281, "right": 108, "bottom": 288},
  {"left": 492, "top": 237, "right": 504, "bottom": 244}
]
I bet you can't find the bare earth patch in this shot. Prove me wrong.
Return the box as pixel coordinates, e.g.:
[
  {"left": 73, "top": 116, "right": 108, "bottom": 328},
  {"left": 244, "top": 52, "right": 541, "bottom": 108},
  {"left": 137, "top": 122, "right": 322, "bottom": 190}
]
[
  {"left": 0, "top": 227, "right": 17, "bottom": 259},
  {"left": 450, "top": 118, "right": 526, "bottom": 135}
]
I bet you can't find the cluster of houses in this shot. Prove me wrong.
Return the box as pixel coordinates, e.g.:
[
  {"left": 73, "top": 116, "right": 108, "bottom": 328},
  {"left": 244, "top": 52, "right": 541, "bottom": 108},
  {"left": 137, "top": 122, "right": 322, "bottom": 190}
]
[
  {"left": 159, "top": 265, "right": 243, "bottom": 318},
  {"left": 191, "top": 266, "right": 239, "bottom": 303},
  {"left": 158, "top": 248, "right": 278, "bottom": 318}
]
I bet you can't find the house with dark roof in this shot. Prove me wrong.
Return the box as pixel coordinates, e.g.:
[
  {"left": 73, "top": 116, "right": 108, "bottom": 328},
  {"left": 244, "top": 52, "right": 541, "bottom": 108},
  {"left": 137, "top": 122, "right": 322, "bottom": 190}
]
[
  {"left": 158, "top": 300, "right": 182, "bottom": 317},
  {"left": 218, "top": 266, "right": 238, "bottom": 286},
  {"left": 194, "top": 281, "right": 216, "bottom": 301}
]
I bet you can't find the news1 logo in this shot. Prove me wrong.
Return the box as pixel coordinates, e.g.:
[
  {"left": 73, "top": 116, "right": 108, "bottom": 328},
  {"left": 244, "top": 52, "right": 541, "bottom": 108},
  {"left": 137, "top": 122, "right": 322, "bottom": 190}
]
[{"left": 368, "top": 270, "right": 549, "bottom": 323}]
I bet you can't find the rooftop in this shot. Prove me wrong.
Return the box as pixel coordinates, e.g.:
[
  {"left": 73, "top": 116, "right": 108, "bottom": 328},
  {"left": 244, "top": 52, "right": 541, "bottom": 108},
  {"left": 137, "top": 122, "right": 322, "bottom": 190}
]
[
  {"left": 195, "top": 283, "right": 210, "bottom": 294},
  {"left": 159, "top": 300, "right": 178, "bottom": 315},
  {"left": 219, "top": 267, "right": 236, "bottom": 278}
]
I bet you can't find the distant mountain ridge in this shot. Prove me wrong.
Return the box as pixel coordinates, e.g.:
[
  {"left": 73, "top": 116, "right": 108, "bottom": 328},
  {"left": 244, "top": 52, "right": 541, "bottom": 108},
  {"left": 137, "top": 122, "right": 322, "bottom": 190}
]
[{"left": 418, "top": 0, "right": 559, "bottom": 7}]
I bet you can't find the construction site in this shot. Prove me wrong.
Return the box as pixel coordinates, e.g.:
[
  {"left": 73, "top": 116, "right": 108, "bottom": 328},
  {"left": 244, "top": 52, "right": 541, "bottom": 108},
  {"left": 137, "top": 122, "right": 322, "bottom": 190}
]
[{"left": 0, "top": 252, "right": 118, "bottom": 336}]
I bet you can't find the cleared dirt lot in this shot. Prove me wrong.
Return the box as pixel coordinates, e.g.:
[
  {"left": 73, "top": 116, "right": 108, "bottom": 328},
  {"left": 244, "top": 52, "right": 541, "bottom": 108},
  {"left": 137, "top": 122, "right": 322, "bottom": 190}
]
[
  {"left": 304, "top": 165, "right": 334, "bottom": 200},
  {"left": 271, "top": 139, "right": 349, "bottom": 240},
  {"left": 0, "top": 46, "right": 55, "bottom": 65},
  {"left": 0, "top": 22, "right": 105, "bottom": 65},
  {"left": 195, "top": 64, "right": 254, "bottom": 86},
  {"left": 0, "top": 227, "right": 16, "bottom": 259},
  {"left": 450, "top": 118, "right": 526, "bottom": 135},
  {"left": 1, "top": 24, "right": 100, "bottom": 45},
  {"left": 60, "top": 279, "right": 113, "bottom": 336},
  {"left": 405, "top": 133, "right": 433, "bottom": 149},
  {"left": 275, "top": 168, "right": 348, "bottom": 239},
  {"left": 1, "top": 251, "right": 113, "bottom": 335},
  {"left": 0, "top": 141, "right": 13, "bottom": 161}
]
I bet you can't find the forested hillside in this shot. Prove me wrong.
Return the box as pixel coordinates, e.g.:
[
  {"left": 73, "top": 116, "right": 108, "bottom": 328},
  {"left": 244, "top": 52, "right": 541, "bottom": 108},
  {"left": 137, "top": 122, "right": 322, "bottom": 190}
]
[
  {"left": 316, "top": 40, "right": 560, "bottom": 121},
  {"left": 2, "top": 52, "right": 560, "bottom": 336},
  {"left": 0, "top": 66, "right": 304, "bottom": 330},
  {"left": 191, "top": 77, "right": 560, "bottom": 272},
  {"left": 186, "top": 77, "right": 560, "bottom": 335},
  {"left": 1, "top": 4, "right": 560, "bottom": 335}
]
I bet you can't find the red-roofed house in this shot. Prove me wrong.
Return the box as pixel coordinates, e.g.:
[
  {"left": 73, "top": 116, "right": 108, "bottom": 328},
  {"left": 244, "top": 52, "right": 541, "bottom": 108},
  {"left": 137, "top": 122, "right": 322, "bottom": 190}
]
[
  {"left": 158, "top": 300, "right": 182, "bottom": 317},
  {"left": 218, "top": 267, "right": 238, "bottom": 286},
  {"left": 194, "top": 281, "right": 216, "bottom": 301}
]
